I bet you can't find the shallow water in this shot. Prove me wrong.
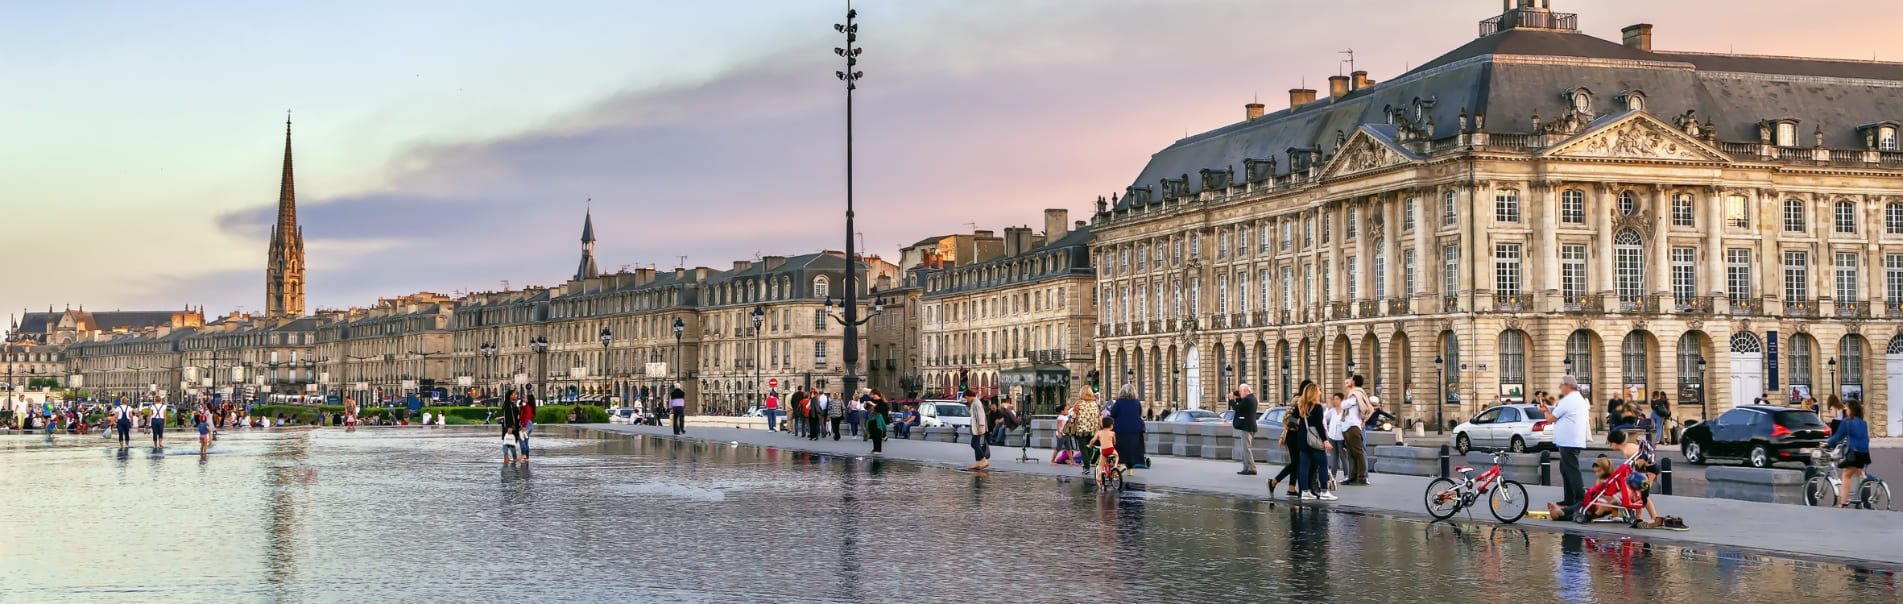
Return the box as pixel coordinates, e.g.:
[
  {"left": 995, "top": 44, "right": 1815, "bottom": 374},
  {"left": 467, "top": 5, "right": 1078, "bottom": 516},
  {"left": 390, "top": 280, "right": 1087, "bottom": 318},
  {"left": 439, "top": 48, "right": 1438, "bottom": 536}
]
[{"left": 0, "top": 427, "right": 1896, "bottom": 603}]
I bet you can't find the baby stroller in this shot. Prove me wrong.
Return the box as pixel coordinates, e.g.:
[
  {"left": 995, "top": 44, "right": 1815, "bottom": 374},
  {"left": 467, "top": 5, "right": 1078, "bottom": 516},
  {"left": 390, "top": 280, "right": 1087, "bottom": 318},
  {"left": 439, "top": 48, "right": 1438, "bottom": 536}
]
[{"left": 1573, "top": 452, "right": 1649, "bottom": 527}]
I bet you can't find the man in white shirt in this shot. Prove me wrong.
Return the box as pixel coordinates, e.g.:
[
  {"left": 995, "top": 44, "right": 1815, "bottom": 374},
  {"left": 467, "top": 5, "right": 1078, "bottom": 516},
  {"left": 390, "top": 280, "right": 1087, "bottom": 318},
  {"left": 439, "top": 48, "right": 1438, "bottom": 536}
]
[
  {"left": 150, "top": 400, "right": 169, "bottom": 448},
  {"left": 1541, "top": 375, "right": 1592, "bottom": 508},
  {"left": 1339, "top": 375, "right": 1370, "bottom": 485}
]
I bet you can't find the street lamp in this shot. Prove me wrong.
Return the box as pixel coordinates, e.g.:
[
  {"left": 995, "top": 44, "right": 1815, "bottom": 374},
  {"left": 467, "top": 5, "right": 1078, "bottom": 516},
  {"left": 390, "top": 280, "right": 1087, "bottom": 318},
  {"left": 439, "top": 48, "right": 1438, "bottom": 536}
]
[
  {"left": 1827, "top": 357, "right": 1838, "bottom": 400},
  {"left": 479, "top": 342, "right": 496, "bottom": 397},
  {"left": 1279, "top": 359, "right": 1290, "bottom": 404},
  {"left": 1697, "top": 356, "right": 1709, "bottom": 421},
  {"left": 752, "top": 304, "right": 765, "bottom": 413},
  {"left": 529, "top": 336, "right": 549, "bottom": 402},
  {"left": 600, "top": 327, "right": 613, "bottom": 403},
  {"left": 832, "top": 4, "right": 868, "bottom": 402},
  {"left": 1434, "top": 356, "right": 1445, "bottom": 435},
  {"left": 1563, "top": 356, "right": 1573, "bottom": 375},
  {"left": 671, "top": 318, "right": 685, "bottom": 406}
]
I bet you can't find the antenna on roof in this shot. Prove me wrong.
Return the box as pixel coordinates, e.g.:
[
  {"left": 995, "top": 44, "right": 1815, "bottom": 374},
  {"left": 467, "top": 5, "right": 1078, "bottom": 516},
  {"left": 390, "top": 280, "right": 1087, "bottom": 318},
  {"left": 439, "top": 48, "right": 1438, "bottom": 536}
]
[
  {"left": 501, "top": 280, "right": 510, "bottom": 291},
  {"left": 675, "top": 255, "right": 687, "bottom": 269},
  {"left": 1340, "top": 49, "right": 1356, "bottom": 76}
]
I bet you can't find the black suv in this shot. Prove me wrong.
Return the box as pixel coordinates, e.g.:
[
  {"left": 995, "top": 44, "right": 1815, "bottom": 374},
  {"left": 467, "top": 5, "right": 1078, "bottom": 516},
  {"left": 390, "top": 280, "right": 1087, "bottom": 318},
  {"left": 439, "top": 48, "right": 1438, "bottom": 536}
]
[{"left": 1681, "top": 405, "right": 1829, "bottom": 468}]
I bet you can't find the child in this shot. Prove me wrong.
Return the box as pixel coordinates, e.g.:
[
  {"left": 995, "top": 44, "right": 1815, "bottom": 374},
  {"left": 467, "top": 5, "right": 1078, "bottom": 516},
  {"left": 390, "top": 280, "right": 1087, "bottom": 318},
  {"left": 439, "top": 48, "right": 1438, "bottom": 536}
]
[
  {"left": 1548, "top": 458, "right": 1620, "bottom": 522},
  {"left": 1086, "top": 416, "right": 1119, "bottom": 479},
  {"left": 196, "top": 410, "right": 212, "bottom": 458},
  {"left": 1051, "top": 404, "right": 1076, "bottom": 465},
  {"left": 1606, "top": 430, "right": 1680, "bottom": 528},
  {"left": 503, "top": 428, "right": 521, "bottom": 463}
]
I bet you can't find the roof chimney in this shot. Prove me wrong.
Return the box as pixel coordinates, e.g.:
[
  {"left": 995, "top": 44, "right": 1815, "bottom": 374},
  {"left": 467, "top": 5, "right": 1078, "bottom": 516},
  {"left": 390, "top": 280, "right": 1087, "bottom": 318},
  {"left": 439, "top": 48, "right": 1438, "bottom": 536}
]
[
  {"left": 1245, "top": 102, "right": 1265, "bottom": 121},
  {"left": 1350, "top": 71, "right": 1371, "bottom": 90},
  {"left": 1288, "top": 88, "right": 1317, "bottom": 109},
  {"left": 1043, "top": 209, "right": 1070, "bottom": 246},
  {"left": 1328, "top": 75, "right": 1351, "bottom": 101},
  {"left": 1622, "top": 23, "right": 1653, "bottom": 52}
]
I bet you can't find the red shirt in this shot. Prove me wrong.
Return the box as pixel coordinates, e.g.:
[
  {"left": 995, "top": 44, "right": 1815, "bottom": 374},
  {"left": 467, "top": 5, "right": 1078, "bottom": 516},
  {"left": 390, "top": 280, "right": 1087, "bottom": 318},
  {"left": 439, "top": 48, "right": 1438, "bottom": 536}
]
[{"left": 766, "top": 396, "right": 779, "bottom": 410}]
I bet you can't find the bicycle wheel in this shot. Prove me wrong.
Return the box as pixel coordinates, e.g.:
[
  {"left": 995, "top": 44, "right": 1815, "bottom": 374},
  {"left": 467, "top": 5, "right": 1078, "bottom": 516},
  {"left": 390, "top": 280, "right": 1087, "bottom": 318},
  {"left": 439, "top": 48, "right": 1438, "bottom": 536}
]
[
  {"left": 1803, "top": 476, "right": 1835, "bottom": 507},
  {"left": 1113, "top": 468, "right": 1126, "bottom": 492},
  {"left": 1425, "top": 478, "right": 1463, "bottom": 520},
  {"left": 1859, "top": 479, "right": 1891, "bottom": 511},
  {"left": 1489, "top": 480, "right": 1529, "bottom": 524}
]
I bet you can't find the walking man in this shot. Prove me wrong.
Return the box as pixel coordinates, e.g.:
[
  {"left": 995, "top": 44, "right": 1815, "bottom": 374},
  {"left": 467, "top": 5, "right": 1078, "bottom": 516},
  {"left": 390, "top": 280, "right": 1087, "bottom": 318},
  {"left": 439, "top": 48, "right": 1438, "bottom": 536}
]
[
  {"left": 1232, "top": 383, "right": 1259, "bottom": 475},
  {"left": 1340, "top": 375, "right": 1370, "bottom": 485},
  {"left": 1541, "top": 375, "right": 1591, "bottom": 509},
  {"left": 668, "top": 382, "right": 687, "bottom": 435},
  {"left": 827, "top": 390, "right": 846, "bottom": 441}
]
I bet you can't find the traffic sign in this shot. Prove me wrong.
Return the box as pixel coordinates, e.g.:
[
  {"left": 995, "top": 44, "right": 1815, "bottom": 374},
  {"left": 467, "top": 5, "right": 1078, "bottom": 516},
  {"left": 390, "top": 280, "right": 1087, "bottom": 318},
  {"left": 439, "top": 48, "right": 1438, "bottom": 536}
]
[{"left": 768, "top": 378, "right": 779, "bottom": 388}]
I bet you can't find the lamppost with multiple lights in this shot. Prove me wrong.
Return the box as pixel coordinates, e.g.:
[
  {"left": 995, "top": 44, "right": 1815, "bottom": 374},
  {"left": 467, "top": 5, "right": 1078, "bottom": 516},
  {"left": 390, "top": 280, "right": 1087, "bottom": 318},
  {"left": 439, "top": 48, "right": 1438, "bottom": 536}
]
[
  {"left": 479, "top": 342, "right": 498, "bottom": 398},
  {"left": 831, "top": 4, "right": 869, "bottom": 401},
  {"left": 824, "top": 295, "right": 884, "bottom": 398},
  {"left": 671, "top": 318, "right": 685, "bottom": 407},
  {"left": 752, "top": 305, "right": 765, "bottom": 413}
]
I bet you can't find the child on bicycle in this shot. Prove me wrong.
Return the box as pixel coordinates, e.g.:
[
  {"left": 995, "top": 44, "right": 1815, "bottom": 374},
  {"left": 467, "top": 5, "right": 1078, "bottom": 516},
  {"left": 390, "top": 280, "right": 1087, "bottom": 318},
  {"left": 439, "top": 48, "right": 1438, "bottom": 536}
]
[
  {"left": 1825, "top": 399, "right": 1872, "bottom": 508},
  {"left": 1087, "top": 416, "right": 1118, "bottom": 479}
]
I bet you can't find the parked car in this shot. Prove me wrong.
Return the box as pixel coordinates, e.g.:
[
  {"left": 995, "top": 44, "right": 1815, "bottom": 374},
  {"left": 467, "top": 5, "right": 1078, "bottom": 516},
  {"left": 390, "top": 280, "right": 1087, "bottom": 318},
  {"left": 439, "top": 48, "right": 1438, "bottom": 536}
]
[
  {"left": 1451, "top": 404, "right": 1554, "bottom": 453},
  {"left": 915, "top": 400, "right": 972, "bottom": 430},
  {"left": 1162, "top": 409, "right": 1226, "bottom": 424},
  {"left": 607, "top": 408, "right": 637, "bottom": 424},
  {"left": 742, "top": 406, "right": 764, "bottom": 418},
  {"left": 1681, "top": 406, "right": 1829, "bottom": 468}
]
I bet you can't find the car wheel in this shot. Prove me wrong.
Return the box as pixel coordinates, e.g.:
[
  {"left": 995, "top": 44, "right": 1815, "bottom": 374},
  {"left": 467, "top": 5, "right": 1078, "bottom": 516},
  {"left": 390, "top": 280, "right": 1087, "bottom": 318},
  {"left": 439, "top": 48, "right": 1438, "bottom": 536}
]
[
  {"left": 1509, "top": 435, "right": 1526, "bottom": 453},
  {"left": 1454, "top": 433, "right": 1471, "bottom": 454},
  {"left": 1683, "top": 441, "right": 1705, "bottom": 465},
  {"left": 1748, "top": 445, "right": 1770, "bottom": 468}
]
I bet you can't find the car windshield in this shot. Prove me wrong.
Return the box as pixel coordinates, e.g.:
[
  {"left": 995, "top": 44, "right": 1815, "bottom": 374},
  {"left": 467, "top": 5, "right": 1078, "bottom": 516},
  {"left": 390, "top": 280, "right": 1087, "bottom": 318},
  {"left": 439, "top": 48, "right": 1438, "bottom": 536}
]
[
  {"left": 935, "top": 405, "right": 970, "bottom": 417},
  {"left": 1773, "top": 411, "right": 1827, "bottom": 429},
  {"left": 1182, "top": 410, "right": 1220, "bottom": 420}
]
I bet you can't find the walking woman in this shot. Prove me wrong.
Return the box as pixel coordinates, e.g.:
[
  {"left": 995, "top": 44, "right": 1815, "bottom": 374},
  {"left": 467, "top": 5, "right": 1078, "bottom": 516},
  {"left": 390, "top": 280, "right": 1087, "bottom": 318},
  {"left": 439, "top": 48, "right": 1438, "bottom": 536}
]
[
  {"left": 1269, "top": 380, "right": 1311, "bottom": 497},
  {"left": 867, "top": 397, "right": 888, "bottom": 455},
  {"left": 1289, "top": 383, "right": 1337, "bottom": 501},
  {"left": 1071, "top": 391, "right": 1103, "bottom": 469},
  {"left": 112, "top": 399, "right": 134, "bottom": 449},
  {"left": 966, "top": 390, "right": 991, "bottom": 471},
  {"left": 1108, "top": 383, "right": 1147, "bottom": 470}
]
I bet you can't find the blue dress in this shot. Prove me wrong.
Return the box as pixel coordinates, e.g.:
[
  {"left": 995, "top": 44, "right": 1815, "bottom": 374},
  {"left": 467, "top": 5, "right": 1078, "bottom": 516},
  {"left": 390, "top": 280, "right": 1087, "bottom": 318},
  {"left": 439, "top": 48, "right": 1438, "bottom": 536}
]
[{"left": 1109, "top": 398, "right": 1146, "bottom": 467}]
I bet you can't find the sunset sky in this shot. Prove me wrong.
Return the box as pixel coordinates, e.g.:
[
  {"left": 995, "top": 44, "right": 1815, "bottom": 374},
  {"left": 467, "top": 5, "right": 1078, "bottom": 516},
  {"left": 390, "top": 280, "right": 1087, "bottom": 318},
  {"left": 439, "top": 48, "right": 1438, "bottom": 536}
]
[{"left": 6, "top": 0, "right": 1903, "bottom": 328}]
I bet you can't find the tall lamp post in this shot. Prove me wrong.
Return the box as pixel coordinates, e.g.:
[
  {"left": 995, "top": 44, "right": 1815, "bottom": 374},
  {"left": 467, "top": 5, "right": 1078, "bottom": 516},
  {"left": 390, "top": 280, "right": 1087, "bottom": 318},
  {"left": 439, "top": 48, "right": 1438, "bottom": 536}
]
[
  {"left": 825, "top": 296, "right": 884, "bottom": 396},
  {"left": 1696, "top": 356, "right": 1709, "bottom": 423},
  {"left": 671, "top": 318, "right": 685, "bottom": 406},
  {"left": 479, "top": 342, "right": 496, "bottom": 398},
  {"left": 832, "top": 4, "right": 866, "bottom": 401},
  {"left": 599, "top": 328, "right": 613, "bottom": 403},
  {"left": 752, "top": 305, "right": 765, "bottom": 412},
  {"left": 529, "top": 336, "right": 549, "bottom": 402},
  {"left": 1434, "top": 356, "right": 1445, "bottom": 435},
  {"left": 1828, "top": 356, "right": 1838, "bottom": 400}
]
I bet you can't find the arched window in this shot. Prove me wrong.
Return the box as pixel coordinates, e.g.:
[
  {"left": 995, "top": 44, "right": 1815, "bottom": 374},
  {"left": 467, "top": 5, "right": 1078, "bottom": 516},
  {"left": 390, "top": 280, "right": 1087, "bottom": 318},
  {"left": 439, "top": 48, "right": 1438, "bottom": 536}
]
[
  {"left": 1835, "top": 200, "right": 1858, "bottom": 234},
  {"left": 1566, "top": 331, "right": 1594, "bottom": 385},
  {"left": 1614, "top": 230, "right": 1645, "bottom": 302},
  {"left": 813, "top": 276, "right": 829, "bottom": 299},
  {"left": 1621, "top": 332, "right": 1650, "bottom": 386},
  {"left": 1882, "top": 126, "right": 1899, "bottom": 151},
  {"left": 1617, "top": 191, "right": 1638, "bottom": 216},
  {"left": 1788, "top": 334, "right": 1814, "bottom": 388},
  {"left": 1677, "top": 332, "right": 1706, "bottom": 386},
  {"left": 1777, "top": 122, "right": 1798, "bottom": 147},
  {"left": 1625, "top": 91, "right": 1645, "bottom": 112},
  {"left": 1498, "top": 330, "right": 1526, "bottom": 386},
  {"left": 1841, "top": 335, "right": 1866, "bottom": 390},
  {"left": 1784, "top": 200, "right": 1806, "bottom": 232}
]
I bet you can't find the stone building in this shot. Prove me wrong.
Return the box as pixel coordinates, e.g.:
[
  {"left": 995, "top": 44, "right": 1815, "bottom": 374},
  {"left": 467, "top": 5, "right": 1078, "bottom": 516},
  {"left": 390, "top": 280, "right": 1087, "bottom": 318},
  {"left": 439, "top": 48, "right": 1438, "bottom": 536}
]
[
  {"left": 64, "top": 325, "right": 196, "bottom": 401},
  {"left": 918, "top": 209, "right": 1096, "bottom": 413},
  {"left": 866, "top": 282, "right": 922, "bottom": 400},
  {"left": 694, "top": 252, "right": 883, "bottom": 413},
  {"left": 541, "top": 267, "right": 705, "bottom": 406},
  {"left": 177, "top": 314, "right": 320, "bottom": 402},
  {"left": 1091, "top": 1, "right": 1903, "bottom": 435},
  {"left": 314, "top": 293, "right": 453, "bottom": 404},
  {"left": 449, "top": 288, "right": 550, "bottom": 400}
]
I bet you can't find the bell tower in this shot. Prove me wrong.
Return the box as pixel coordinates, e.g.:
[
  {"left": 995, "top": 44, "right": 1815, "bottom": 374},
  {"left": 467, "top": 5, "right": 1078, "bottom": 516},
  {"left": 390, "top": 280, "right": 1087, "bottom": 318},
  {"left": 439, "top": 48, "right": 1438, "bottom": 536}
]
[{"left": 267, "top": 114, "right": 306, "bottom": 317}]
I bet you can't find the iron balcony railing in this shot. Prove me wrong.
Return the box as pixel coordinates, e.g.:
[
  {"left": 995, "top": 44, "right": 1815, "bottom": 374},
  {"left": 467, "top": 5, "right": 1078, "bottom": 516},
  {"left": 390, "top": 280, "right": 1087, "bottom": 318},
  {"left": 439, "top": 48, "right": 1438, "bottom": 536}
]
[
  {"left": 1385, "top": 297, "right": 1411, "bottom": 316},
  {"left": 1788, "top": 299, "right": 1818, "bottom": 317},
  {"left": 1443, "top": 296, "right": 1460, "bottom": 313},
  {"left": 1729, "top": 296, "right": 1761, "bottom": 315},
  {"left": 1357, "top": 300, "right": 1377, "bottom": 317},
  {"left": 1675, "top": 295, "right": 1714, "bottom": 314},
  {"left": 1837, "top": 300, "right": 1870, "bottom": 318},
  {"left": 1493, "top": 293, "right": 1526, "bottom": 312}
]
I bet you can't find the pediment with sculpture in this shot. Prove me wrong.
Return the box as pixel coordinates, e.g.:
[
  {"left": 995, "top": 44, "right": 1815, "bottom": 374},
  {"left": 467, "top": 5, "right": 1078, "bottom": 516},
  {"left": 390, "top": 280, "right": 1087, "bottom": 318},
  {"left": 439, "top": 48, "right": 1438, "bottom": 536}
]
[
  {"left": 1320, "top": 127, "right": 1418, "bottom": 180},
  {"left": 1542, "top": 111, "right": 1729, "bottom": 163}
]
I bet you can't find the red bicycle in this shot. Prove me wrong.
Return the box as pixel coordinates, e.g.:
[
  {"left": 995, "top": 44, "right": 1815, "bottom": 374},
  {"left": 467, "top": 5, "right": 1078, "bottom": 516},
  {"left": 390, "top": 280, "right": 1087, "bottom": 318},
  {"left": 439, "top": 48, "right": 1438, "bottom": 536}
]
[{"left": 1424, "top": 449, "right": 1529, "bottom": 523}]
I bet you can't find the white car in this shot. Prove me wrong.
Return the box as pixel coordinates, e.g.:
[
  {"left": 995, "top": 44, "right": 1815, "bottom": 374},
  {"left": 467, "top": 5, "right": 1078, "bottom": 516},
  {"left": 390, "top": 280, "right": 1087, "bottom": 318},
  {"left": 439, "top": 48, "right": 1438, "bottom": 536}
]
[
  {"left": 607, "top": 408, "right": 637, "bottom": 424},
  {"left": 1451, "top": 404, "right": 1555, "bottom": 453},
  {"left": 915, "top": 400, "right": 972, "bottom": 430}
]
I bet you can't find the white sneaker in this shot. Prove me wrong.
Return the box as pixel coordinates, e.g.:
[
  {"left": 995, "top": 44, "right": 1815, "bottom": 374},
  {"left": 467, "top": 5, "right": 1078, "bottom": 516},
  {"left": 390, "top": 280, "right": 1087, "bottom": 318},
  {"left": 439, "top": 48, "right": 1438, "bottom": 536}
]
[
  {"left": 1300, "top": 492, "right": 1319, "bottom": 500},
  {"left": 1318, "top": 492, "right": 1340, "bottom": 501}
]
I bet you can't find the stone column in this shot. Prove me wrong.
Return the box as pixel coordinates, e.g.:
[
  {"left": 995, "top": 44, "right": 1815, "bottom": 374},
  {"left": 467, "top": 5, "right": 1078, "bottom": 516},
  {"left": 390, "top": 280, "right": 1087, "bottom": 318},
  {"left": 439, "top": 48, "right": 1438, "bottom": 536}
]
[
  {"left": 1705, "top": 187, "right": 1724, "bottom": 299},
  {"left": 1538, "top": 182, "right": 1560, "bottom": 310},
  {"left": 1755, "top": 189, "right": 1779, "bottom": 312},
  {"left": 1416, "top": 188, "right": 1435, "bottom": 304},
  {"left": 1650, "top": 185, "right": 1672, "bottom": 297},
  {"left": 1596, "top": 183, "right": 1617, "bottom": 298},
  {"left": 1475, "top": 182, "right": 1495, "bottom": 301}
]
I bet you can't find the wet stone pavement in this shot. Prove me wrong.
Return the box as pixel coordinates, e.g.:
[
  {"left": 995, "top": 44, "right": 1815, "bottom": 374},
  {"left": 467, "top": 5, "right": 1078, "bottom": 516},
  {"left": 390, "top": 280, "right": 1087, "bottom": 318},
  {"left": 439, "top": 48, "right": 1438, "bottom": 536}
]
[{"left": 0, "top": 426, "right": 1897, "bottom": 603}]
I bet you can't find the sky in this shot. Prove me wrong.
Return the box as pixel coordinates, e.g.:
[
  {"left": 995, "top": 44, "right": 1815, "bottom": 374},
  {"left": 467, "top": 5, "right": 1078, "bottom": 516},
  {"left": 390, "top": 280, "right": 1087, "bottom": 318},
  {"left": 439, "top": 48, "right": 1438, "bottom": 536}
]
[{"left": 6, "top": 0, "right": 1903, "bottom": 330}]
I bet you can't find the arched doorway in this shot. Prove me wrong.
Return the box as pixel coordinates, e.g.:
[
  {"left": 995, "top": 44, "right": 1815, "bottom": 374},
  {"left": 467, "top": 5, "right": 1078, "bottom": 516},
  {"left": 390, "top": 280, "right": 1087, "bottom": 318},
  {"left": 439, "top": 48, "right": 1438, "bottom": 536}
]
[
  {"left": 1621, "top": 331, "right": 1657, "bottom": 402},
  {"left": 1567, "top": 330, "right": 1600, "bottom": 398},
  {"left": 1677, "top": 331, "right": 1710, "bottom": 421},
  {"left": 1185, "top": 346, "right": 1202, "bottom": 409},
  {"left": 1885, "top": 335, "right": 1903, "bottom": 435},
  {"left": 1498, "top": 330, "right": 1528, "bottom": 402},
  {"left": 1277, "top": 341, "right": 1293, "bottom": 404},
  {"left": 1361, "top": 333, "right": 1382, "bottom": 398},
  {"left": 1729, "top": 332, "right": 1765, "bottom": 408},
  {"left": 1839, "top": 334, "right": 1867, "bottom": 403},
  {"left": 1332, "top": 335, "right": 1353, "bottom": 390}
]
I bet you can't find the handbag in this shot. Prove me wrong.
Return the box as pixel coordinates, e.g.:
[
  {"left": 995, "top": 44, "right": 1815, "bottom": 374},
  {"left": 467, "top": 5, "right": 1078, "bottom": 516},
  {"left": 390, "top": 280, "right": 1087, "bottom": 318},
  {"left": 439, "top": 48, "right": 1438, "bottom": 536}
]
[{"left": 1301, "top": 415, "right": 1326, "bottom": 450}]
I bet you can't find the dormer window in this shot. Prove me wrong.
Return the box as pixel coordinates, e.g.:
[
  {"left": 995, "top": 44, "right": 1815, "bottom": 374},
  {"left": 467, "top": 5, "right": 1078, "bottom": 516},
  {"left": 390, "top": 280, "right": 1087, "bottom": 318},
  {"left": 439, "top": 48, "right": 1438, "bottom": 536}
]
[
  {"left": 1883, "top": 127, "right": 1898, "bottom": 151},
  {"left": 1777, "top": 121, "right": 1798, "bottom": 147},
  {"left": 1568, "top": 88, "right": 1592, "bottom": 114},
  {"left": 1617, "top": 90, "right": 1646, "bottom": 112}
]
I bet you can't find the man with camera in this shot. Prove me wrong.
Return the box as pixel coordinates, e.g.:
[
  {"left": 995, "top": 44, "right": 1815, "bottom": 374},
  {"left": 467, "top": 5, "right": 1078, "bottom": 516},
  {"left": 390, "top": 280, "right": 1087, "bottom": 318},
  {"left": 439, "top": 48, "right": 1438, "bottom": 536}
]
[{"left": 1231, "top": 383, "right": 1259, "bottom": 475}]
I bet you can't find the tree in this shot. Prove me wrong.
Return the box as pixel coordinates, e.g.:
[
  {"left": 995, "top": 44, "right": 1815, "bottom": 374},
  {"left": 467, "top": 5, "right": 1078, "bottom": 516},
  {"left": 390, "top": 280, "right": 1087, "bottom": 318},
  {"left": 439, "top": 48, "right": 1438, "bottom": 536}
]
[{"left": 26, "top": 378, "right": 57, "bottom": 390}]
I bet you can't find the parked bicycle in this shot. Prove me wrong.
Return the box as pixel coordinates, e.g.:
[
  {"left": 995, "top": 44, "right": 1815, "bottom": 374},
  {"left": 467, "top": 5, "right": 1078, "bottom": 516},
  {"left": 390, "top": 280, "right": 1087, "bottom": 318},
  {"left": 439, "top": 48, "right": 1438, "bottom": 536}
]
[
  {"left": 1424, "top": 449, "right": 1529, "bottom": 523},
  {"left": 1803, "top": 446, "right": 1892, "bottom": 510}
]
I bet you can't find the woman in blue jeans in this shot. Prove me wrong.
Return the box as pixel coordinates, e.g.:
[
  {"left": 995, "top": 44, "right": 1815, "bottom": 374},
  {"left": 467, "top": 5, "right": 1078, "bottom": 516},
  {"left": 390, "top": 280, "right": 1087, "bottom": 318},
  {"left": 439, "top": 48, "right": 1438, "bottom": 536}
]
[{"left": 1288, "top": 383, "right": 1337, "bottom": 501}]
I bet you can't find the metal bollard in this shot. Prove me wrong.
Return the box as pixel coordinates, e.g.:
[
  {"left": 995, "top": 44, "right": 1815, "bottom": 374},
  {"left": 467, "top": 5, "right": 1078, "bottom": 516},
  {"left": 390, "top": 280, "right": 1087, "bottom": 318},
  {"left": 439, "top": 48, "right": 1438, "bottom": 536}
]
[
  {"left": 1658, "top": 457, "right": 1673, "bottom": 495},
  {"left": 1439, "top": 444, "right": 1451, "bottom": 478},
  {"left": 1539, "top": 450, "right": 1552, "bottom": 486}
]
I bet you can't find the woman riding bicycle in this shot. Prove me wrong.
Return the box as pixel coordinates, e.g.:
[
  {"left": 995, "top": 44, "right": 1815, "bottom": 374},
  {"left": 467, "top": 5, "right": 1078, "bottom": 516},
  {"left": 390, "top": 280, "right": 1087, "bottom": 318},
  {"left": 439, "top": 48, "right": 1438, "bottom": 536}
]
[{"left": 1824, "top": 399, "right": 1872, "bottom": 508}]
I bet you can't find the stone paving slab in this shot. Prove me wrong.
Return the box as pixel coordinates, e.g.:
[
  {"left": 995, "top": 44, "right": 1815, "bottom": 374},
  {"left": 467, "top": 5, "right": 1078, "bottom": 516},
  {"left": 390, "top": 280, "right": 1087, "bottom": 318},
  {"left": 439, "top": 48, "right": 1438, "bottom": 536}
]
[{"left": 585, "top": 422, "right": 1903, "bottom": 568}]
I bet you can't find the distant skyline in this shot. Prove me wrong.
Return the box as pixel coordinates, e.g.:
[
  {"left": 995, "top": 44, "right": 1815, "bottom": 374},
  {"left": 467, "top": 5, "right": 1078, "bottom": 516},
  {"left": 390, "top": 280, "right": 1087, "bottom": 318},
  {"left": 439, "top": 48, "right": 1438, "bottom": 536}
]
[{"left": 7, "top": 0, "right": 1903, "bottom": 329}]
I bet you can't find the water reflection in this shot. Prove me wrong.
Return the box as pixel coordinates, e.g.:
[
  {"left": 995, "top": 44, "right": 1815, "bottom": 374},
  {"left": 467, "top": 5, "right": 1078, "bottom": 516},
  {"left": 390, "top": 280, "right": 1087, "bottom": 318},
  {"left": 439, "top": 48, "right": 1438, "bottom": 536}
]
[{"left": 0, "top": 428, "right": 1896, "bottom": 602}]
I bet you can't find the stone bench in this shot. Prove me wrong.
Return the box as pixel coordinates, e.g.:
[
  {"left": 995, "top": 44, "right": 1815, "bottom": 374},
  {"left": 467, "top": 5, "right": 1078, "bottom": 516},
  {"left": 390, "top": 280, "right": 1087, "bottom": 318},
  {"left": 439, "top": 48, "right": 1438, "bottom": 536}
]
[
  {"left": 1706, "top": 466, "right": 1808, "bottom": 505},
  {"left": 1373, "top": 445, "right": 1444, "bottom": 477},
  {"left": 1030, "top": 419, "right": 1057, "bottom": 449},
  {"left": 1201, "top": 423, "right": 1235, "bottom": 460}
]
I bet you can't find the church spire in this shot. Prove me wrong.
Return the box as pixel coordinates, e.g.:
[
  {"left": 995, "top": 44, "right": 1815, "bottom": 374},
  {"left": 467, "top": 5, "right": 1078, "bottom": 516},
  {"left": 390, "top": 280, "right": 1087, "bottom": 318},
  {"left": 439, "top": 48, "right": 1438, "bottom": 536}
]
[
  {"left": 574, "top": 207, "right": 600, "bottom": 281},
  {"left": 267, "top": 113, "right": 307, "bottom": 318}
]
